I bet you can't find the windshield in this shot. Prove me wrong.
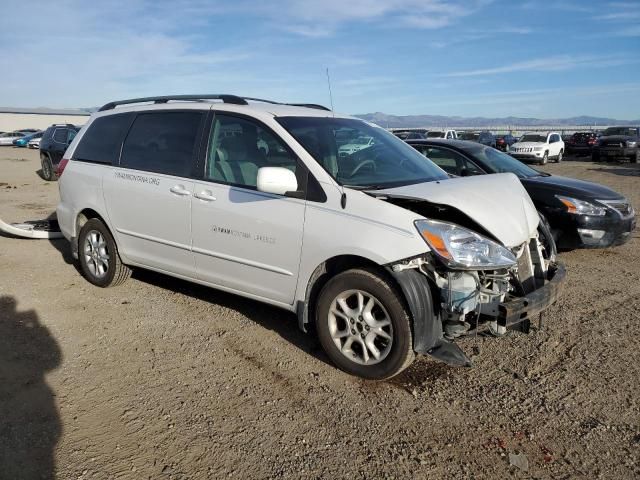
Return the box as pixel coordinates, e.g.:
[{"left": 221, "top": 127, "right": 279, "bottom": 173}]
[
  {"left": 466, "top": 145, "right": 541, "bottom": 179},
  {"left": 426, "top": 131, "right": 445, "bottom": 138},
  {"left": 520, "top": 134, "right": 547, "bottom": 143},
  {"left": 277, "top": 117, "right": 449, "bottom": 189},
  {"left": 352, "top": 136, "right": 372, "bottom": 145},
  {"left": 602, "top": 127, "right": 638, "bottom": 136}
]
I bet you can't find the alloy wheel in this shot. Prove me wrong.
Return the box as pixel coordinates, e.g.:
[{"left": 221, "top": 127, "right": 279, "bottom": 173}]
[
  {"left": 327, "top": 289, "right": 393, "bottom": 365},
  {"left": 83, "top": 230, "right": 110, "bottom": 278}
]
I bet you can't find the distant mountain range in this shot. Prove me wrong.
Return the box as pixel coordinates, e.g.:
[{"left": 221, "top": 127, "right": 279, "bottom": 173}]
[{"left": 355, "top": 112, "right": 640, "bottom": 129}]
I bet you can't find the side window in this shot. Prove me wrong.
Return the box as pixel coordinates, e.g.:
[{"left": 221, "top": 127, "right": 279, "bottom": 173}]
[
  {"left": 73, "top": 113, "right": 134, "bottom": 164},
  {"left": 120, "top": 112, "right": 203, "bottom": 177},
  {"left": 205, "top": 114, "right": 299, "bottom": 189},
  {"left": 53, "top": 129, "right": 68, "bottom": 143},
  {"left": 422, "top": 147, "right": 467, "bottom": 175},
  {"left": 67, "top": 129, "right": 77, "bottom": 143},
  {"left": 459, "top": 157, "right": 484, "bottom": 176}
]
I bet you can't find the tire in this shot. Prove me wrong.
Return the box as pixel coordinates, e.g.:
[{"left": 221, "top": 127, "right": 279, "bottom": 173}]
[
  {"left": 591, "top": 151, "right": 600, "bottom": 162},
  {"left": 315, "top": 268, "right": 414, "bottom": 380},
  {"left": 537, "top": 212, "right": 557, "bottom": 262},
  {"left": 630, "top": 151, "right": 639, "bottom": 163},
  {"left": 556, "top": 150, "right": 563, "bottom": 163},
  {"left": 540, "top": 152, "right": 548, "bottom": 165},
  {"left": 78, "top": 218, "right": 131, "bottom": 287},
  {"left": 41, "top": 154, "right": 56, "bottom": 181}
]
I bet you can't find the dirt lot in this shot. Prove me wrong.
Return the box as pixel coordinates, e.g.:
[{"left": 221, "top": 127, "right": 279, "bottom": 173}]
[{"left": 1, "top": 147, "right": 639, "bottom": 479}]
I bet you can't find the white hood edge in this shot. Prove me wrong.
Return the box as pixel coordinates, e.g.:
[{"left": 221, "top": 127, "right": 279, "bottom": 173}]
[{"left": 377, "top": 173, "right": 539, "bottom": 248}]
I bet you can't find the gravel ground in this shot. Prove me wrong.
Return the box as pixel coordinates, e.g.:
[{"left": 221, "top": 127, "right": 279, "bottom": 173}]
[{"left": 1, "top": 148, "right": 639, "bottom": 479}]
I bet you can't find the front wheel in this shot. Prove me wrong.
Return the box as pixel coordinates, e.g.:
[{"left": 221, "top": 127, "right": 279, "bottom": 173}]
[
  {"left": 78, "top": 218, "right": 131, "bottom": 287},
  {"left": 540, "top": 152, "right": 548, "bottom": 165},
  {"left": 556, "top": 150, "right": 563, "bottom": 163},
  {"left": 315, "top": 268, "right": 414, "bottom": 380},
  {"left": 630, "top": 151, "right": 639, "bottom": 163}
]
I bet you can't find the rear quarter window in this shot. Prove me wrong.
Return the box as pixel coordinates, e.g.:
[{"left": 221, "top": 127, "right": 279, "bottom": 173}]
[{"left": 72, "top": 113, "right": 134, "bottom": 164}]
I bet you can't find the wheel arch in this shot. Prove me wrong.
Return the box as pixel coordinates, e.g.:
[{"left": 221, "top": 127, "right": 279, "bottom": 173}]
[
  {"left": 296, "top": 254, "right": 395, "bottom": 333},
  {"left": 72, "top": 208, "right": 114, "bottom": 258}
]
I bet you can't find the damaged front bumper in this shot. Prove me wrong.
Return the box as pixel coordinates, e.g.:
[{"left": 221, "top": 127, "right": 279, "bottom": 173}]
[
  {"left": 498, "top": 262, "right": 566, "bottom": 328},
  {"left": 391, "top": 256, "right": 567, "bottom": 368}
]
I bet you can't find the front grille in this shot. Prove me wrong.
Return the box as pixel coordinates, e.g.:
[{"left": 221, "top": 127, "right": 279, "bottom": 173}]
[
  {"left": 601, "top": 141, "right": 624, "bottom": 148},
  {"left": 601, "top": 199, "right": 634, "bottom": 217}
]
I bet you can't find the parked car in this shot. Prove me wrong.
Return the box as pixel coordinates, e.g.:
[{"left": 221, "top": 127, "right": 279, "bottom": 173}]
[
  {"left": 510, "top": 132, "right": 564, "bottom": 165},
  {"left": 392, "top": 130, "right": 426, "bottom": 140},
  {"left": 0, "top": 131, "right": 27, "bottom": 145},
  {"left": 39, "top": 124, "right": 81, "bottom": 180},
  {"left": 495, "top": 134, "right": 517, "bottom": 152},
  {"left": 592, "top": 126, "right": 639, "bottom": 163},
  {"left": 426, "top": 129, "right": 458, "bottom": 139},
  {"left": 565, "top": 132, "right": 598, "bottom": 156},
  {"left": 28, "top": 137, "right": 41, "bottom": 149},
  {"left": 55, "top": 94, "right": 564, "bottom": 379},
  {"left": 13, "top": 130, "right": 43, "bottom": 147},
  {"left": 407, "top": 139, "right": 635, "bottom": 249},
  {"left": 458, "top": 131, "right": 496, "bottom": 148},
  {"left": 338, "top": 135, "right": 375, "bottom": 156},
  {"left": 18, "top": 128, "right": 39, "bottom": 133}
]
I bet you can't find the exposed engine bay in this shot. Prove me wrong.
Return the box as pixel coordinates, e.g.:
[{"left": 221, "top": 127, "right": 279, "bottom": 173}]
[{"left": 383, "top": 195, "right": 560, "bottom": 342}]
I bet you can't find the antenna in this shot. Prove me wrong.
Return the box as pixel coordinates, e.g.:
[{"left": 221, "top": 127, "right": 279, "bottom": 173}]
[{"left": 325, "top": 68, "right": 335, "bottom": 115}]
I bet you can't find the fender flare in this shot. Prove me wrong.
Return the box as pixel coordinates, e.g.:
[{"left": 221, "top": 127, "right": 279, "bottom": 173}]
[{"left": 390, "top": 268, "right": 471, "bottom": 367}]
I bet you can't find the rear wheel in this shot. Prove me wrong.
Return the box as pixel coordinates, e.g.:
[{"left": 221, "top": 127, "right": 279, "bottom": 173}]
[
  {"left": 591, "top": 150, "right": 600, "bottom": 162},
  {"left": 40, "top": 154, "right": 56, "bottom": 181},
  {"left": 315, "top": 268, "right": 414, "bottom": 380},
  {"left": 78, "top": 218, "right": 131, "bottom": 287},
  {"left": 630, "top": 151, "right": 639, "bottom": 163}
]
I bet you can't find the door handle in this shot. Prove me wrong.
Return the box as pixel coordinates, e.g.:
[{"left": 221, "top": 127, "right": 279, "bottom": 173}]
[
  {"left": 194, "top": 190, "right": 216, "bottom": 202},
  {"left": 170, "top": 185, "right": 191, "bottom": 196}
]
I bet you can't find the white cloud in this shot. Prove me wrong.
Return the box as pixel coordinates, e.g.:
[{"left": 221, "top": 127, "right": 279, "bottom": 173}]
[
  {"left": 263, "top": 0, "right": 494, "bottom": 35},
  {"left": 442, "top": 55, "right": 637, "bottom": 77}
]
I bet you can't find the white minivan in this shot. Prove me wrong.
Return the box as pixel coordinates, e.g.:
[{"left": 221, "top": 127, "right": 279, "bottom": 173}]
[{"left": 57, "top": 95, "right": 565, "bottom": 379}]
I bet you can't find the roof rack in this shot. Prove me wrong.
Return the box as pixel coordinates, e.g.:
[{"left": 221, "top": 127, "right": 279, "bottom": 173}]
[
  {"left": 98, "top": 95, "right": 331, "bottom": 112},
  {"left": 50, "top": 123, "right": 77, "bottom": 127},
  {"left": 98, "top": 94, "right": 248, "bottom": 111},
  {"left": 243, "top": 97, "right": 331, "bottom": 111}
]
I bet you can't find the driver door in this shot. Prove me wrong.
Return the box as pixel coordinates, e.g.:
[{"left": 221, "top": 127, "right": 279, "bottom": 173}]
[{"left": 190, "top": 113, "right": 307, "bottom": 304}]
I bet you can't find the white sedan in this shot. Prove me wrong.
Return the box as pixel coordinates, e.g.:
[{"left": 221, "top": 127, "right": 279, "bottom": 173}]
[{"left": 0, "top": 131, "right": 26, "bottom": 146}]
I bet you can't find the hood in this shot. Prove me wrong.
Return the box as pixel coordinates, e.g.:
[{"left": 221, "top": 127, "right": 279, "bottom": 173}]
[
  {"left": 512, "top": 141, "right": 545, "bottom": 148},
  {"left": 599, "top": 135, "right": 635, "bottom": 142},
  {"left": 374, "top": 173, "right": 539, "bottom": 247},
  {"left": 523, "top": 174, "right": 624, "bottom": 200}
]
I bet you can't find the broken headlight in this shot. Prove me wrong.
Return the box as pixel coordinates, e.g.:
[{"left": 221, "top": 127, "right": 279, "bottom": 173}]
[{"left": 415, "top": 219, "right": 517, "bottom": 270}]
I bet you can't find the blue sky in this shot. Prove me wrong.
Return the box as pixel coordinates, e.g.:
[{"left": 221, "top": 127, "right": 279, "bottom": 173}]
[{"left": 1, "top": 0, "right": 638, "bottom": 119}]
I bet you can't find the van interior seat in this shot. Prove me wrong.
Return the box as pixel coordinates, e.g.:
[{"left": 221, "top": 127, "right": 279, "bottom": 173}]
[{"left": 214, "top": 135, "right": 262, "bottom": 186}]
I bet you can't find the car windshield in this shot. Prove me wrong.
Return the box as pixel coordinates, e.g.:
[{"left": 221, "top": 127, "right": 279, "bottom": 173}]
[
  {"left": 602, "top": 127, "right": 638, "bottom": 136},
  {"left": 426, "top": 131, "right": 445, "bottom": 138},
  {"left": 466, "top": 145, "right": 541, "bottom": 179},
  {"left": 352, "top": 136, "right": 372, "bottom": 145},
  {"left": 277, "top": 117, "right": 449, "bottom": 189},
  {"left": 520, "top": 134, "right": 547, "bottom": 142}
]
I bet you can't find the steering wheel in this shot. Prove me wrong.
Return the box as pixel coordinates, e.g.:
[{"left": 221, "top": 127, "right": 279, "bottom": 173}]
[{"left": 349, "top": 159, "right": 376, "bottom": 177}]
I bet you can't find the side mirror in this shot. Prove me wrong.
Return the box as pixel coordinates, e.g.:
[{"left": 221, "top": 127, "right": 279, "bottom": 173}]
[{"left": 257, "top": 167, "right": 299, "bottom": 196}]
